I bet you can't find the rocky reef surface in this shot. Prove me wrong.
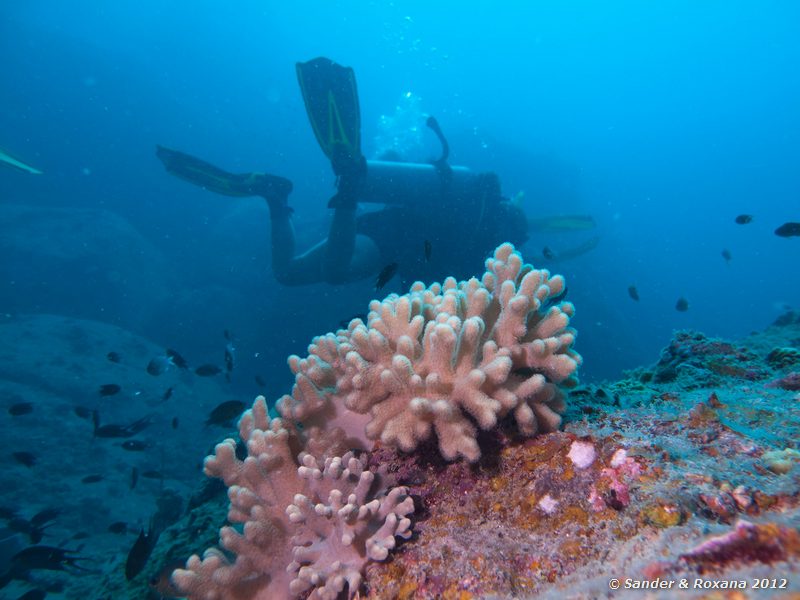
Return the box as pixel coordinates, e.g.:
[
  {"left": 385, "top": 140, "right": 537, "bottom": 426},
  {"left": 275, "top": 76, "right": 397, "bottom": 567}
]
[
  {"left": 19, "top": 314, "right": 800, "bottom": 599},
  {"left": 358, "top": 314, "right": 800, "bottom": 600},
  {"left": 0, "top": 313, "right": 234, "bottom": 599}
]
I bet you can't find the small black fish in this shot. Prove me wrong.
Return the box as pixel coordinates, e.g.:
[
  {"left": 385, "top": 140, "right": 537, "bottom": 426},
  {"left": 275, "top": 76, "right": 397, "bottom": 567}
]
[
  {"left": 125, "top": 415, "right": 154, "bottom": 436},
  {"left": 108, "top": 521, "right": 128, "bottom": 534},
  {"left": 107, "top": 351, "right": 121, "bottom": 363},
  {"left": 93, "top": 413, "right": 153, "bottom": 438},
  {"left": 171, "top": 417, "right": 179, "bottom": 430},
  {"left": 735, "top": 214, "right": 753, "bottom": 224},
  {"left": 8, "top": 402, "right": 33, "bottom": 416},
  {"left": 166, "top": 348, "right": 189, "bottom": 369},
  {"left": 8, "top": 516, "right": 36, "bottom": 539},
  {"left": 424, "top": 240, "right": 432, "bottom": 261},
  {"left": 161, "top": 387, "right": 173, "bottom": 402},
  {"left": 98, "top": 383, "right": 121, "bottom": 397},
  {"left": 94, "top": 424, "right": 132, "bottom": 438},
  {"left": 9, "top": 545, "right": 87, "bottom": 574},
  {"left": 675, "top": 297, "right": 689, "bottom": 312},
  {"left": 627, "top": 285, "right": 640, "bottom": 301},
  {"left": 125, "top": 524, "right": 159, "bottom": 580},
  {"left": 254, "top": 375, "right": 266, "bottom": 388},
  {"left": 26, "top": 515, "right": 55, "bottom": 541},
  {"left": 205, "top": 400, "right": 246, "bottom": 427},
  {"left": 13, "top": 452, "right": 37, "bottom": 467},
  {"left": 130, "top": 467, "right": 139, "bottom": 490},
  {"left": 339, "top": 313, "right": 368, "bottom": 329},
  {"left": 74, "top": 406, "right": 92, "bottom": 419},
  {"left": 149, "top": 558, "right": 186, "bottom": 598},
  {"left": 775, "top": 222, "right": 800, "bottom": 238},
  {"left": 375, "top": 262, "right": 398, "bottom": 290},
  {"left": 81, "top": 474, "right": 103, "bottom": 484},
  {"left": 550, "top": 285, "right": 568, "bottom": 302},
  {"left": 195, "top": 364, "right": 222, "bottom": 377},
  {"left": 187, "top": 479, "right": 226, "bottom": 512},
  {"left": 146, "top": 357, "right": 169, "bottom": 376},
  {"left": 30, "top": 508, "right": 59, "bottom": 529},
  {"left": 140, "top": 470, "right": 163, "bottom": 479},
  {"left": 71, "top": 532, "right": 90, "bottom": 540},
  {"left": 121, "top": 440, "right": 149, "bottom": 452},
  {"left": 721, "top": 248, "right": 732, "bottom": 263},
  {"left": 542, "top": 246, "right": 556, "bottom": 260},
  {"left": 16, "top": 589, "right": 47, "bottom": 600},
  {"left": 235, "top": 440, "right": 248, "bottom": 460},
  {"left": 7, "top": 515, "right": 50, "bottom": 544},
  {"left": 224, "top": 347, "right": 234, "bottom": 374}
]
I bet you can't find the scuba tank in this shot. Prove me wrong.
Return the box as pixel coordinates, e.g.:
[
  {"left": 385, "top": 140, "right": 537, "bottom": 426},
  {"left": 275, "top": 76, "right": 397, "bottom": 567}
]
[{"left": 346, "top": 117, "right": 502, "bottom": 219}]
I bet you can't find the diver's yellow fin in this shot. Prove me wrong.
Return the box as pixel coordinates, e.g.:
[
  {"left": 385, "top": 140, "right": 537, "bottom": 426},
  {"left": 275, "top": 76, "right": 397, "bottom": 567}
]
[
  {"left": 0, "top": 147, "right": 43, "bottom": 174},
  {"left": 296, "top": 57, "right": 362, "bottom": 176},
  {"left": 546, "top": 236, "right": 600, "bottom": 261}
]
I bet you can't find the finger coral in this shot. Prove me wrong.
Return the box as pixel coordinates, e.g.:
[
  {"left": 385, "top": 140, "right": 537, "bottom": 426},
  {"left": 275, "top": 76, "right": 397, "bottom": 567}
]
[
  {"left": 278, "top": 242, "right": 581, "bottom": 461},
  {"left": 173, "top": 243, "right": 579, "bottom": 599},
  {"left": 172, "top": 397, "right": 414, "bottom": 600}
]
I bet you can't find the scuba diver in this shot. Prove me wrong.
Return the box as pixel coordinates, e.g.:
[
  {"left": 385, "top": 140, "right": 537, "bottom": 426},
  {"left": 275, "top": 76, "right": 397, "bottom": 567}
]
[{"left": 157, "top": 57, "right": 592, "bottom": 287}]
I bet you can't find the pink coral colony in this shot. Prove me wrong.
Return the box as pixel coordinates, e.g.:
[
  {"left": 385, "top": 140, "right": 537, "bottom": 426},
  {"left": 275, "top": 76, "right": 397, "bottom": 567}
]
[{"left": 172, "top": 243, "right": 581, "bottom": 599}]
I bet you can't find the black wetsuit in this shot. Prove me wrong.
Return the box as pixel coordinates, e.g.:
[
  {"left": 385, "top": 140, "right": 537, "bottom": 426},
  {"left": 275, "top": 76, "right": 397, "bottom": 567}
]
[{"left": 355, "top": 197, "right": 527, "bottom": 287}]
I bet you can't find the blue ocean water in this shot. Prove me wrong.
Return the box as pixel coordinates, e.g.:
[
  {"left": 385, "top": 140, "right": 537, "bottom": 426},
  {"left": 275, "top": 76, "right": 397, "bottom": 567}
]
[
  {"left": 2, "top": 0, "right": 799, "bottom": 393},
  {"left": 2, "top": 3, "right": 800, "bottom": 598}
]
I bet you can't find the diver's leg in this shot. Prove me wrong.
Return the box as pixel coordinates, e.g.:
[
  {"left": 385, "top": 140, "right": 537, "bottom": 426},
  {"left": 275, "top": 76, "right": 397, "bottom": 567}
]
[
  {"left": 264, "top": 188, "right": 323, "bottom": 286},
  {"left": 323, "top": 207, "right": 357, "bottom": 283},
  {"left": 322, "top": 207, "right": 382, "bottom": 284},
  {"left": 336, "top": 202, "right": 384, "bottom": 280},
  {"left": 284, "top": 231, "right": 379, "bottom": 286},
  {"left": 347, "top": 234, "right": 383, "bottom": 280},
  {"left": 267, "top": 189, "right": 380, "bottom": 286},
  {"left": 268, "top": 206, "right": 299, "bottom": 284}
]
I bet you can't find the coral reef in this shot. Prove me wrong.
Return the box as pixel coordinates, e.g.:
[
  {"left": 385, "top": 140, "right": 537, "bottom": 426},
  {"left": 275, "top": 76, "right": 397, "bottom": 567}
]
[
  {"left": 277, "top": 242, "right": 581, "bottom": 462},
  {"left": 356, "top": 322, "right": 800, "bottom": 599},
  {"left": 85, "top": 250, "right": 800, "bottom": 600},
  {"left": 172, "top": 397, "right": 414, "bottom": 600},
  {"left": 650, "top": 331, "right": 770, "bottom": 387},
  {"left": 0, "top": 314, "right": 223, "bottom": 541},
  {"left": 680, "top": 520, "right": 800, "bottom": 572},
  {"left": 170, "top": 243, "right": 579, "bottom": 599}
]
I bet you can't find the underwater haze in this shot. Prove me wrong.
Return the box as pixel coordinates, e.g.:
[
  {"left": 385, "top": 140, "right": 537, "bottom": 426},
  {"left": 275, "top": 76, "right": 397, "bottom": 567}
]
[
  {"left": 3, "top": 2, "right": 800, "bottom": 598},
  {"left": 3, "top": 0, "right": 799, "bottom": 389}
]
